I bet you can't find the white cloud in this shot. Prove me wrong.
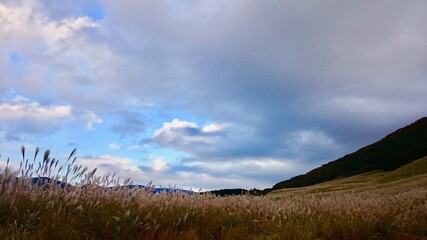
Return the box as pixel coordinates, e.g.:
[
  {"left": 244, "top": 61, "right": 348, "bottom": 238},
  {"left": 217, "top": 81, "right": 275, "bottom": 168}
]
[
  {"left": 151, "top": 119, "right": 227, "bottom": 150},
  {"left": 152, "top": 156, "right": 168, "bottom": 171},
  {"left": 291, "top": 130, "right": 335, "bottom": 146},
  {"left": 108, "top": 144, "right": 121, "bottom": 150},
  {"left": 0, "top": 2, "right": 97, "bottom": 48},
  {"left": 202, "top": 123, "right": 227, "bottom": 133},
  {"left": 81, "top": 110, "right": 102, "bottom": 130},
  {"left": 0, "top": 99, "right": 72, "bottom": 120},
  {"left": 153, "top": 119, "right": 197, "bottom": 136},
  {"left": 126, "top": 145, "right": 144, "bottom": 151},
  {"left": 78, "top": 155, "right": 142, "bottom": 183}
]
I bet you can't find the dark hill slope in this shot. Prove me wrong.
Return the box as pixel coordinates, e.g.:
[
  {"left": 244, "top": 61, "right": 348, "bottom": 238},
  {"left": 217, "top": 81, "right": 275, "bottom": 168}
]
[{"left": 272, "top": 117, "right": 427, "bottom": 190}]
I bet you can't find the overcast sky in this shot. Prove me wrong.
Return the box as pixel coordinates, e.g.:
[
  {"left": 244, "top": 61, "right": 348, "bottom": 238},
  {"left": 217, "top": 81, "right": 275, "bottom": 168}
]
[{"left": 1, "top": 0, "right": 426, "bottom": 190}]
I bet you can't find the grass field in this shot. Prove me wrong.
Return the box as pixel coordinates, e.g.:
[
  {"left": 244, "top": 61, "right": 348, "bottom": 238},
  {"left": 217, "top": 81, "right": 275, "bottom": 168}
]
[
  {"left": 268, "top": 156, "right": 427, "bottom": 197},
  {"left": 0, "top": 149, "right": 426, "bottom": 239}
]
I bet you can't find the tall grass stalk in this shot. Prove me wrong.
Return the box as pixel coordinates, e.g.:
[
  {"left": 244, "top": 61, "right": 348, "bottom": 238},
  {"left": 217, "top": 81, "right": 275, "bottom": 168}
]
[{"left": 0, "top": 147, "right": 426, "bottom": 239}]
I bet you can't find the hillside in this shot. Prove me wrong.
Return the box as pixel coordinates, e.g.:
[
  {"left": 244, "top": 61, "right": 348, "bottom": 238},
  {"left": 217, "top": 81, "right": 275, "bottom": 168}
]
[
  {"left": 272, "top": 117, "right": 427, "bottom": 191},
  {"left": 375, "top": 155, "right": 427, "bottom": 183},
  {"left": 268, "top": 155, "right": 427, "bottom": 197}
]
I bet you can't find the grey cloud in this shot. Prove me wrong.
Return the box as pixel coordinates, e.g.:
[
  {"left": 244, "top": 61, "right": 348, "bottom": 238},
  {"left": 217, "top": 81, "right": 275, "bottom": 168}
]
[
  {"left": 111, "top": 112, "right": 147, "bottom": 137},
  {"left": 2, "top": 1, "right": 427, "bottom": 179},
  {"left": 2, "top": 120, "right": 60, "bottom": 142},
  {"left": 0, "top": 97, "right": 102, "bottom": 141},
  {"left": 98, "top": 163, "right": 121, "bottom": 173},
  {"left": 0, "top": 99, "right": 72, "bottom": 141},
  {"left": 184, "top": 1, "right": 427, "bottom": 159}
]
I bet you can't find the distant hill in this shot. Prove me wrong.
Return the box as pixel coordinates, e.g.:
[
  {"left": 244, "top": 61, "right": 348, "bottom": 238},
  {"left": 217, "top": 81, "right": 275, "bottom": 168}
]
[
  {"left": 1, "top": 176, "right": 193, "bottom": 194},
  {"left": 271, "top": 117, "right": 427, "bottom": 191},
  {"left": 29, "top": 177, "right": 71, "bottom": 189}
]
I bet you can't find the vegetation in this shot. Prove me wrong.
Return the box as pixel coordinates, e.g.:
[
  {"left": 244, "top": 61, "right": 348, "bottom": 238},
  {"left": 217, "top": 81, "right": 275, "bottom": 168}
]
[
  {"left": 208, "top": 188, "right": 263, "bottom": 197},
  {"left": 272, "top": 117, "right": 427, "bottom": 191},
  {"left": 0, "top": 147, "right": 426, "bottom": 239},
  {"left": 208, "top": 188, "right": 249, "bottom": 197},
  {"left": 376, "top": 156, "right": 427, "bottom": 183},
  {"left": 268, "top": 156, "right": 427, "bottom": 196}
]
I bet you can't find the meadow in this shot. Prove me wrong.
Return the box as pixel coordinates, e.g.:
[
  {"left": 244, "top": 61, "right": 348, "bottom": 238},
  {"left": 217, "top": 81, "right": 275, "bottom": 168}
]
[{"left": 0, "top": 148, "right": 426, "bottom": 239}]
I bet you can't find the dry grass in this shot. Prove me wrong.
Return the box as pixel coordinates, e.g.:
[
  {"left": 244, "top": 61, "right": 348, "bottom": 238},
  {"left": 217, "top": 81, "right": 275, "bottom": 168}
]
[
  {"left": 268, "top": 156, "right": 427, "bottom": 196},
  {"left": 0, "top": 147, "right": 426, "bottom": 240}
]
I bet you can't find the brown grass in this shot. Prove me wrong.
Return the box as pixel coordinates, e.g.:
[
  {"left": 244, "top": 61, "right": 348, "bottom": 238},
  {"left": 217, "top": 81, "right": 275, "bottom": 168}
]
[{"left": 0, "top": 147, "right": 426, "bottom": 239}]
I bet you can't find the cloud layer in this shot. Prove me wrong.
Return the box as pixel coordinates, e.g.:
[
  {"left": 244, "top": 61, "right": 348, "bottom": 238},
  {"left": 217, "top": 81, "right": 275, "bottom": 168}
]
[{"left": 1, "top": 1, "right": 427, "bottom": 189}]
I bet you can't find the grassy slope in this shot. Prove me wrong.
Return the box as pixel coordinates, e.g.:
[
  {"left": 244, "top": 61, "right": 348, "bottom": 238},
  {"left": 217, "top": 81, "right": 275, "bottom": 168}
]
[
  {"left": 268, "top": 156, "right": 427, "bottom": 198},
  {"left": 376, "top": 155, "right": 427, "bottom": 183}
]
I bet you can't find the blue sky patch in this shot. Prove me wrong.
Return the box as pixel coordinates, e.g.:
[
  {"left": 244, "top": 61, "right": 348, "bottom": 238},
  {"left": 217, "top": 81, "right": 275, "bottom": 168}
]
[{"left": 82, "top": 2, "right": 105, "bottom": 20}]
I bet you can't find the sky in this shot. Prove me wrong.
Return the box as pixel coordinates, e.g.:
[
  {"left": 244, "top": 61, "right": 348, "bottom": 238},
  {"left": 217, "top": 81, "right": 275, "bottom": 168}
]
[{"left": 1, "top": 0, "right": 427, "bottom": 190}]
